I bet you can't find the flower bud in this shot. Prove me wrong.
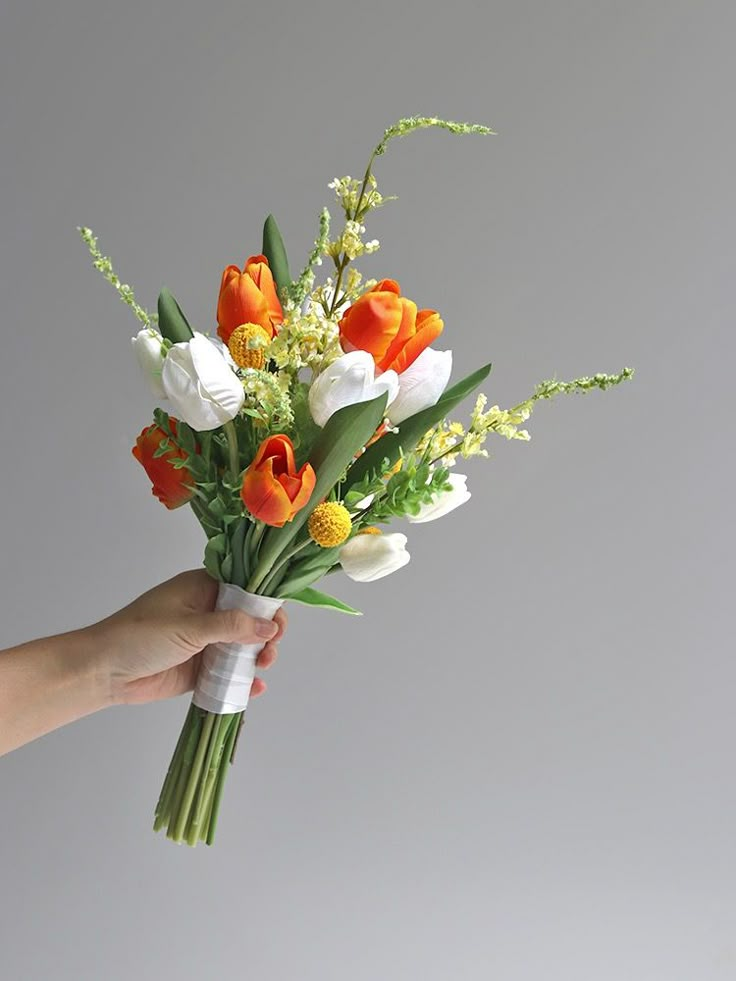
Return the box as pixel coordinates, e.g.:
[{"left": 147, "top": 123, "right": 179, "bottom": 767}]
[
  {"left": 161, "top": 333, "right": 245, "bottom": 432},
  {"left": 408, "top": 473, "right": 471, "bottom": 523},
  {"left": 339, "top": 531, "right": 410, "bottom": 582},
  {"left": 132, "top": 329, "right": 167, "bottom": 398}
]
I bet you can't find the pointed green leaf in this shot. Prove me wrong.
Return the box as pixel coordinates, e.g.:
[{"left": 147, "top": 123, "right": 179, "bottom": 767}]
[
  {"left": 206, "top": 532, "right": 227, "bottom": 555},
  {"left": 282, "top": 586, "right": 362, "bottom": 615},
  {"left": 204, "top": 534, "right": 226, "bottom": 580},
  {"left": 158, "top": 287, "right": 194, "bottom": 344},
  {"left": 274, "top": 547, "right": 341, "bottom": 596},
  {"left": 262, "top": 214, "right": 291, "bottom": 295},
  {"left": 345, "top": 362, "right": 492, "bottom": 489},
  {"left": 249, "top": 392, "right": 388, "bottom": 590}
]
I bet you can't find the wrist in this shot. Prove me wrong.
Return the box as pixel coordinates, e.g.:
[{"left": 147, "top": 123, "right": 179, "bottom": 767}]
[{"left": 57, "top": 625, "right": 116, "bottom": 714}]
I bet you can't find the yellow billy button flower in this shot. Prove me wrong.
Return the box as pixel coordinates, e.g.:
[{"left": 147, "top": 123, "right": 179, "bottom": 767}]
[
  {"left": 358, "top": 526, "right": 382, "bottom": 535},
  {"left": 308, "top": 502, "right": 353, "bottom": 548},
  {"left": 228, "top": 323, "right": 270, "bottom": 370}
]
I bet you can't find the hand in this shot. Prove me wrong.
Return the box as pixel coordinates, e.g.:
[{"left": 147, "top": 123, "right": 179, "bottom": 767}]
[{"left": 85, "top": 569, "right": 287, "bottom": 706}]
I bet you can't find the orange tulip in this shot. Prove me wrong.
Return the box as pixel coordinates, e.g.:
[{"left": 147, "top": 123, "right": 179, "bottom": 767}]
[
  {"left": 217, "top": 254, "right": 283, "bottom": 345},
  {"left": 132, "top": 419, "right": 195, "bottom": 510},
  {"left": 241, "top": 434, "right": 316, "bottom": 527},
  {"left": 339, "top": 279, "right": 444, "bottom": 374}
]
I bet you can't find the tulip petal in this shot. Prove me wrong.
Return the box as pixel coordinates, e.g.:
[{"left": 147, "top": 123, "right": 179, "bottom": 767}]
[
  {"left": 242, "top": 468, "right": 294, "bottom": 527},
  {"left": 189, "top": 334, "right": 245, "bottom": 417},
  {"left": 408, "top": 473, "right": 471, "bottom": 523},
  {"left": 308, "top": 351, "right": 398, "bottom": 428},
  {"left": 388, "top": 348, "right": 453, "bottom": 425},
  {"left": 385, "top": 310, "right": 444, "bottom": 374},
  {"left": 339, "top": 291, "right": 404, "bottom": 362},
  {"left": 132, "top": 421, "right": 194, "bottom": 510},
  {"left": 241, "top": 434, "right": 315, "bottom": 527},
  {"left": 162, "top": 334, "right": 244, "bottom": 431},
  {"left": 245, "top": 255, "right": 283, "bottom": 329},
  {"left": 376, "top": 297, "right": 418, "bottom": 373},
  {"left": 217, "top": 269, "right": 271, "bottom": 343},
  {"left": 339, "top": 531, "right": 410, "bottom": 582}
]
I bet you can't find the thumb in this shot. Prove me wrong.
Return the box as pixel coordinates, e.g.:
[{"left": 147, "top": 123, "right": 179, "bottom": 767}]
[{"left": 179, "top": 608, "right": 279, "bottom": 650}]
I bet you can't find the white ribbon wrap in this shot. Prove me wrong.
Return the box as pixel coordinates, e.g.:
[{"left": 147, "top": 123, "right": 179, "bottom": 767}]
[{"left": 192, "top": 583, "right": 284, "bottom": 715}]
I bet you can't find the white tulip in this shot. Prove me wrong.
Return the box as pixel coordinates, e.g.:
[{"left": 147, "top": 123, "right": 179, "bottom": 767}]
[
  {"left": 308, "top": 350, "right": 399, "bottom": 428},
  {"left": 387, "top": 348, "right": 453, "bottom": 425},
  {"left": 339, "top": 532, "right": 410, "bottom": 582},
  {"left": 408, "top": 473, "right": 471, "bottom": 523},
  {"left": 162, "top": 332, "right": 245, "bottom": 431},
  {"left": 132, "top": 329, "right": 167, "bottom": 398},
  {"left": 351, "top": 493, "right": 374, "bottom": 511}
]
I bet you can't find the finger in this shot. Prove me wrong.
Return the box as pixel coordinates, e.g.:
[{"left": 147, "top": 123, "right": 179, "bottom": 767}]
[
  {"left": 256, "top": 640, "right": 279, "bottom": 670},
  {"left": 181, "top": 608, "right": 279, "bottom": 651},
  {"left": 272, "top": 607, "right": 288, "bottom": 642},
  {"left": 176, "top": 568, "right": 220, "bottom": 614},
  {"left": 250, "top": 677, "right": 267, "bottom": 698}
]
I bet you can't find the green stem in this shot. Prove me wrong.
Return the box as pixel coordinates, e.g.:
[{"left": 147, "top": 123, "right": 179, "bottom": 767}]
[
  {"left": 259, "top": 538, "right": 313, "bottom": 596},
  {"left": 352, "top": 151, "right": 377, "bottom": 221},
  {"left": 246, "top": 523, "right": 270, "bottom": 592},
  {"left": 197, "top": 715, "right": 235, "bottom": 842},
  {"left": 153, "top": 703, "right": 195, "bottom": 831},
  {"left": 327, "top": 152, "right": 377, "bottom": 318},
  {"left": 223, "top": 420, "right": 241, "bottom": 485},
  {"left": 185, "top": 714, "right": 223, "bottom": 845},
  {"left": 206, "top": 714, "right": 240, "bottom": 846},
  {"left": 165, "top": 707, "right": 204, "bottom": 838},
  {"left": 229, "top": 712, "right": 246, "bottom": 764},
  {"left": 190, "top": 496, "right": 220, "bottom": 534},
  {"left": 172, "top": 711, "right": 215, "bottom": 842}
]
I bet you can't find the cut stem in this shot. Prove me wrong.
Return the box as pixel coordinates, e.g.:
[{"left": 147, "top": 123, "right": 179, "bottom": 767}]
[
  {"left": 206, "top": 714, "right": 241, "bottom": 846},
  {"left": 171, "top": 711, "right": 215, "bottom": 842}
]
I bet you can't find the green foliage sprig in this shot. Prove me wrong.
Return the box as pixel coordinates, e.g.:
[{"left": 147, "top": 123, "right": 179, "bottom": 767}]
[{"left": 78, "top": 227, "right": 157, "bottom": 328}]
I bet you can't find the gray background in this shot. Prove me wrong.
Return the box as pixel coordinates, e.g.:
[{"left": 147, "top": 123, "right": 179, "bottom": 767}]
[{"left": 1, "top": 1, "right": 734, "bottom": 979}]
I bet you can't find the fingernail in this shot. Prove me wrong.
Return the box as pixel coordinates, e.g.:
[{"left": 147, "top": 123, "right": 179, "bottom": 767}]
[{"left": 255, "top": 618, "right": 277, "bottom": 639}]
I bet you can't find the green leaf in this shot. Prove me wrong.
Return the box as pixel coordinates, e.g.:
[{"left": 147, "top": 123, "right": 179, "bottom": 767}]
[
  {"left": 209, "top": 498, "right": 227, "bottom": 518},
  {"left": 345, "top": 362, "right": 492, "bottom": 489},
  {"left": 272, "top": 546, "right": 341, "bottom": 597},
  {"left": 220, "top": 552, "right": 233, "bottom": 582},
  {"left": 158, "top": 287, "right": 194, "bottom": 344},
  {"left": 177, "top": 422, "right": 197, "bottom": 454},
  {"left": 206, "top": 532, "right": 227, "bottom": 555},
  {"left": 262, "top": 214, "right": 291, "bottom": 296},
  {"left": 204, "top": 535, "right": 226, "bottom": 580},
  {"left": 282, "top": 586, "right": 362, "bottom": 615},
  {"left": 289, "top": 545, "right": 342, "bottom": 577},
  {"left": 249, "top": 392, "right": 388, "bottom": 590}
]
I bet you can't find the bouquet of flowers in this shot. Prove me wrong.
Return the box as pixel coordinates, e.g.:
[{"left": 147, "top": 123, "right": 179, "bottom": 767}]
[{"left": 80, "top": 116, "right": 632, "bottom": 847}]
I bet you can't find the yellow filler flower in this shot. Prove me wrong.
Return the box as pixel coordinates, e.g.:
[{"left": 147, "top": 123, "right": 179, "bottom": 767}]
[
  {"left": 228, "top": 323, "right": 270, "bottom": 370},
  {"left": 308, "top": 502, "right": 352, "bottom": 547}
]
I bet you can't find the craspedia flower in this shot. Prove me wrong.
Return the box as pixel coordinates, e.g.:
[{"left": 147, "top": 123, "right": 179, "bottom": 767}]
[
  {"left": 358, "top": 526, "right": 382, "bottom": 536},
  {"left": 228, "top": 323, "right": 270, "bottom": 370},
  {"left": 308, "top": 502, "right": 352, "bottom": 547}
]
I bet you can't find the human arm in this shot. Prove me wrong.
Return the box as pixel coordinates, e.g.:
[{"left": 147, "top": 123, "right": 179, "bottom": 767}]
[{"left": 0, "top": 569, "right": 285, "bottom": 756}]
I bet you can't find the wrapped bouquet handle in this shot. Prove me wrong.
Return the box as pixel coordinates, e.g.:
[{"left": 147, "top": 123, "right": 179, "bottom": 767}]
[
  {"left": 193, "top": 584, "right": 284, "bottom": 715},
  {"left": 153, "top": 582, "right": 284, "bottom": 846}
]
